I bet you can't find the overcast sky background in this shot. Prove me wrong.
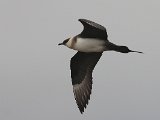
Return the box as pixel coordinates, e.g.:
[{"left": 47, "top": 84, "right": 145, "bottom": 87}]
[{"left": 0, "top": 0, "right": 160, "bottom": 120}]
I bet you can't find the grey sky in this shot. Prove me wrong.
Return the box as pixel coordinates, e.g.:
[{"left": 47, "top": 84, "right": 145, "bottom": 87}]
[{"left": 0, "top": 0, "right": 160, "bottom": 119}]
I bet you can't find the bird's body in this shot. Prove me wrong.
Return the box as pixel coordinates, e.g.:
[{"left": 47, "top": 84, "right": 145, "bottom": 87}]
[
  {"left": 58, "top": 19, "right": 142, "bottom": 114},
  {"left": 67, "top": 37, "right": 106, "bottom": 52}
]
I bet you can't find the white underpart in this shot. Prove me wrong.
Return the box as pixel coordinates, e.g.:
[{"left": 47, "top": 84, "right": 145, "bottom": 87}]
[{"left": 73, "top": 38, "right": 106, "bottom": 52}]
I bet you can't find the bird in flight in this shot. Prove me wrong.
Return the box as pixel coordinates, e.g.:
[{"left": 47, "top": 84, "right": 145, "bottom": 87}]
[{"left": 58, "top": 19, "right": 142, "bottom": 114}]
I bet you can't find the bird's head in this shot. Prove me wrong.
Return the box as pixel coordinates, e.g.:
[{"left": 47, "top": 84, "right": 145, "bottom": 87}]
[
  {"left": 58, "top": 38, "right": 70, "bottom": 46},
  {"left": 58, "top": 37, "right": 75, "bottom": 49},
  {"left": 119, "top": 46, "right": 143, "bottom": 53}
]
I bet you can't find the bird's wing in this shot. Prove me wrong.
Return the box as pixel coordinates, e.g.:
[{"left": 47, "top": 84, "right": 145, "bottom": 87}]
[
  {"left": 70, "top": 51, "right": 102, "bottom": 113},
  {"left": 78, "top": 19, "right": 108, "bottom": 40}
]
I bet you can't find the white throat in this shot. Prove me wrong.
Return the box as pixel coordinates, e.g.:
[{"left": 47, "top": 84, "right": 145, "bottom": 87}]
[{"left": 65, "top": 37, "right": 75, "bottom": 48}]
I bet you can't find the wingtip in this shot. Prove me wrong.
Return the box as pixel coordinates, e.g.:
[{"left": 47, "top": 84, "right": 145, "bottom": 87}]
[
  {"left": 79, "top": 107, "right": 84, "bottom": 114},
  {"left": 78, "top": 18, "right": 86, "bottom": 23},
  {"left": 78, "top": 18, "right": 91, "bottom": 23}
]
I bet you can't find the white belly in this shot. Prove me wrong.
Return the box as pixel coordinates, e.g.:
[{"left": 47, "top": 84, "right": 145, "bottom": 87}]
[{"left": 73, "top": 38, "right": 106, "bottom": 52}]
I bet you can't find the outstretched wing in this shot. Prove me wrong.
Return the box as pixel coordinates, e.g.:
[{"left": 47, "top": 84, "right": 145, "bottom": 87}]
[
  {"left": 79, "top": 19, "right": 108, "bottom": 40},
  {"left": 70, "top": 52, "right": 102, "bottom": 113}
]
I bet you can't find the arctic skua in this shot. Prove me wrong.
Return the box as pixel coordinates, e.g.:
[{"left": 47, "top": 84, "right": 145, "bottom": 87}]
[{"left": 58, "top": 19, "right": 142, "bottom": 114}]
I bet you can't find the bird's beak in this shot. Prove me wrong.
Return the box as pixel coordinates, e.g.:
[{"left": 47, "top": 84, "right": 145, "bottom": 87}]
[
  {"left": 58, "top": 43, "right": 63, "bottom": 45},
  {"left": 130, "top": 50, "right": 143, "bottom": 54}
]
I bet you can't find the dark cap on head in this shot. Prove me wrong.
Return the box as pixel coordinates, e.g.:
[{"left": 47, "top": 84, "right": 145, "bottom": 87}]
[{"left": 58, "top": 38, "right": 69, "bottom": 45}]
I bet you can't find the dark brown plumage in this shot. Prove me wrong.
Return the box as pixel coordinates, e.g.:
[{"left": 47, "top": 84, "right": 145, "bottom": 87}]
[{"left": 70, "top": 52, "right": 102, "bottom": 113}]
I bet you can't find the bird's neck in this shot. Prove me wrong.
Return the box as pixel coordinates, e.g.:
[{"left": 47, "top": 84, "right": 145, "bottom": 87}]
[{"left": 66, "top": 37, "right": 77, "bottom": 49}]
